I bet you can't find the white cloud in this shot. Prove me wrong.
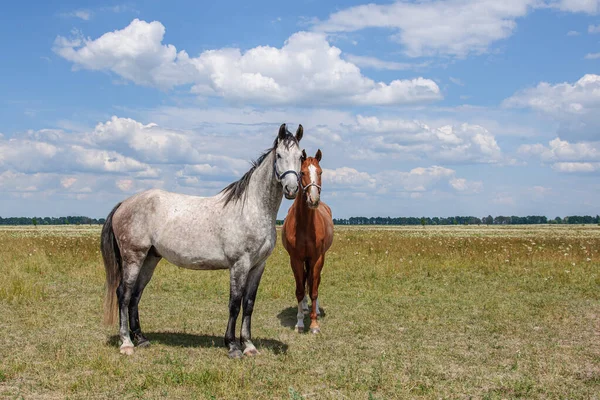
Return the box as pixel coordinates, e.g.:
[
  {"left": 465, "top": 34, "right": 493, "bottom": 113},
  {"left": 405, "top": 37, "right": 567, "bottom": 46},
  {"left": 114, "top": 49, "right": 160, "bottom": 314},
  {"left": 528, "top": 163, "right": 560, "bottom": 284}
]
[
  {"left": 53, "top": 19, "right": 441, "bottom": 106},
  {"left": 344, "top": 54, "right": 428, "bottom": 70},
  {"left": 552, "top": 162, "right": 600, "bottom": 172},
  {"left": 324, "top": 167, "right": 377, "bottom": 189},
  {"left": 350, "top": 116, "right": 505, "bottom": 164},
  {"left": 314, "top": 0, "right": 533, "bottom": 58},
  {"left": 518, "top": 137, "right": 600, "bottom": 172},
  {"left": 449, "top": 77, "right": 465, "bottom": 86},
  {"left": 553, "top": 0, "right": 600, "bottom": 13},
  {"left": 567, "top": 30, "right": 581, "bottom": 36},
  {"left": 314, "top": 0, "right": 600, "bottom": 58},
  {"left": 585, "top": 52, "right": 600, "bottom": 59},
  {"left": 518, "top": 138, "right": 600, "bottom": 162},
  {"left": 89, "top": 116, "right": 203, "bottom": 164},
  {"left": 589, "top": 24, "right": 600, "bottom": 33},
  {"left": 503, "top": 74, "right": 600, "bottom": 140},
  {"left": 60, "top": 177, "right": 77, "bottom": 188},
  {"left": 450, "top": 177, "right": 483, "bottom": 193},
  {"left": 504, "top": 74, "right": 600, "bottom": 114},
  {"left": 116, "top": 179, "right": 134, "bottom": 192},
  {"left": 323, "top": 165, "right": 482, "bottom": 195},
  {"left": 60, "top": 10, "right": 92, "bottom": 20}
]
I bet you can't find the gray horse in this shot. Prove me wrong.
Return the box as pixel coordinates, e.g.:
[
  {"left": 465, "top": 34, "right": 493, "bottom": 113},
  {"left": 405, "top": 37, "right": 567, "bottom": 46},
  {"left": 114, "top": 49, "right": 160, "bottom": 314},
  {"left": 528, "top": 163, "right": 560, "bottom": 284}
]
[{"left": 101, "top": 124, "right": 303, "bottom": 358}]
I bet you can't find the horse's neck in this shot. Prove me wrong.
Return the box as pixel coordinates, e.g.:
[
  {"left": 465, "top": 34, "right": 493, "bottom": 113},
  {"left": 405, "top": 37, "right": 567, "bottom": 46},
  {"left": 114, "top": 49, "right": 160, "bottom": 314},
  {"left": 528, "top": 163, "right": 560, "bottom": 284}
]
[{"left": 246, "top": 151, "right": 282, "bottom": 224}]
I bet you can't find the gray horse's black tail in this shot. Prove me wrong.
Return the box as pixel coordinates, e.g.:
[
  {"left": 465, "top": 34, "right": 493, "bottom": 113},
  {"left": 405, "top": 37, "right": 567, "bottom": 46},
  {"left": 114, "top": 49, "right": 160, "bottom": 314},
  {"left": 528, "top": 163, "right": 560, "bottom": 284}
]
[{"left": 101, "top": 202, "right": 122, "bottom": 326}]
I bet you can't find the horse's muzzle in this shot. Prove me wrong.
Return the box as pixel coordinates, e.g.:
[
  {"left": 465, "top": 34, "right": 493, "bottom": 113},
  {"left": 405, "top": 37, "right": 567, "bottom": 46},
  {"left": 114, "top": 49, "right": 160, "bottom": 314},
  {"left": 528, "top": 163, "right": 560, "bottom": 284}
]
[
  {"left": 307, "top": 200, "right": 320, "bottom": 209},
  {"left": 284, "top": 185, "right": 298, "bottom": 199}
]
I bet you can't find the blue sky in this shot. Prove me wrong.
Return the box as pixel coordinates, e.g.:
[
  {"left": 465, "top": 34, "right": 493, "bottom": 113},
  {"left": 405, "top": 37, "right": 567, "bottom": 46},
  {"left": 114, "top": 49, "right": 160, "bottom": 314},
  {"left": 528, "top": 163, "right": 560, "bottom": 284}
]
[{"left": 1, "top": 0, "right": 599, "bottom": 219}]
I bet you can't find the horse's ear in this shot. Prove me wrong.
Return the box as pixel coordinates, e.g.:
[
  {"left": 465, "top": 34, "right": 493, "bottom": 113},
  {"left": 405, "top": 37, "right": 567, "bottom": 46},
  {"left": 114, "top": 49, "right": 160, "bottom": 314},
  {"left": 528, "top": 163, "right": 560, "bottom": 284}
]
[
  {"left": 295, "top": 124, "right": 303, "bottom": 142},
  {"left": 301, "top": 149, "right": 307, "bottom": 161},
  {"left": 315, "top": 149, "right": 322, "bottom": 162},
  {"left": 278, "top": 123, "right": 287, "bottom": 141}
]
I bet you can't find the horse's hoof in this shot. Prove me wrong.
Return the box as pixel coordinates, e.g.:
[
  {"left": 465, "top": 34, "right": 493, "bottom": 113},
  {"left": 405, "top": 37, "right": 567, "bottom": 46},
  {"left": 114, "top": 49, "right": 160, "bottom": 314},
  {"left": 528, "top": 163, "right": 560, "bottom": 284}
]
[
  {"left": 228, "top": 349, "right": 243, "bottom": 359},
  {"left": 120, "top": 346, "right": 135, "bottom": 356},
  {"left": 133, "top": 333, "right": 150, "bottom": 348},
  {"left": 310, "top": 327, "right": 321, "bottom": 335},
  {"left": 243, "top": 347, "right": 260, "bottom": 356},
  {"left": 295, "top": 325, "right": 304, "bottom": 333}
]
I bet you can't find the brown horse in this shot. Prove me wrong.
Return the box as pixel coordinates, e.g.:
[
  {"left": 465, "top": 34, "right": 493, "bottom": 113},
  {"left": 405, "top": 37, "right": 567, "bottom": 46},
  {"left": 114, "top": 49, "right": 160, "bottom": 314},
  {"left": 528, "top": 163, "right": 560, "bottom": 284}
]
[{"left": 282, "top": 149, "right": 334, "bottom": 334}]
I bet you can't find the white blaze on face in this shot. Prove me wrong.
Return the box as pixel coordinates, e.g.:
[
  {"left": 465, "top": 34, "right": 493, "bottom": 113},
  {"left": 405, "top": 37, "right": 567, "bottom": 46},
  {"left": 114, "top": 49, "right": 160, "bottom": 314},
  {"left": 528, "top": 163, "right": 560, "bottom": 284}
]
[{"left": 308, "top": 164, "right": 320, "bottom": 203}]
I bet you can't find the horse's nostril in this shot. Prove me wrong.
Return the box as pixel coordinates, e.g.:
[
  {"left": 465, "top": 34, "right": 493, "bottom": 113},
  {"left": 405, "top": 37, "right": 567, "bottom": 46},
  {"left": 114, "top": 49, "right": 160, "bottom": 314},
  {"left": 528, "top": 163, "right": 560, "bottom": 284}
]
[{"left": 284, "top": 185, "right": 298, "bottom": 196}]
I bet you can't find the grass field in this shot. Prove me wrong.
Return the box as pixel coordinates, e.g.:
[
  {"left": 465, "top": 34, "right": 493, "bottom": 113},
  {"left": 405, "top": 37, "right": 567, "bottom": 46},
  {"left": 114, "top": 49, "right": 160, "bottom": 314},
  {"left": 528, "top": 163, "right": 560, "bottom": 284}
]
[{"left": 0, "top": 225, "right": 599, "bottom": 399}]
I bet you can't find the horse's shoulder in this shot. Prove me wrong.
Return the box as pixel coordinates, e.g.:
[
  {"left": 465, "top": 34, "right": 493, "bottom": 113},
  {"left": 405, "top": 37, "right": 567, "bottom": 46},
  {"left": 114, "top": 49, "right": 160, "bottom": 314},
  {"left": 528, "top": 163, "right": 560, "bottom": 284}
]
[{"left": 318, "top": 202, "right": 333, "bottom": 219}]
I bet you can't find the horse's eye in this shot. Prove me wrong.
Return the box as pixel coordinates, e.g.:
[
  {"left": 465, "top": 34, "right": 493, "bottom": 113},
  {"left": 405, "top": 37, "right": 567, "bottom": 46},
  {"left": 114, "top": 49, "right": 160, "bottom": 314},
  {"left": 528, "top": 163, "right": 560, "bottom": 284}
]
[{"left": 276, "top": 153, "right": 282, "bottom": 159}]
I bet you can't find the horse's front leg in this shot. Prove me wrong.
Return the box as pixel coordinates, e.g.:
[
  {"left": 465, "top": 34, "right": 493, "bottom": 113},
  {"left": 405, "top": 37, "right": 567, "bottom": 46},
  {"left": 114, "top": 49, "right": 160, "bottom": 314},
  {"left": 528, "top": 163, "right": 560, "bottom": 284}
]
[
  {"left": 290, "top": 257, "right": 306, "bottom": 332},
  {"left": 240, "top": 261, "right": 266, "bottom": 356},
  {"left": 225, "top": 258, "right": 250, "bottom": 359},
  {"left": 308, "top": 254, "right": 325, "bottom": 334}
]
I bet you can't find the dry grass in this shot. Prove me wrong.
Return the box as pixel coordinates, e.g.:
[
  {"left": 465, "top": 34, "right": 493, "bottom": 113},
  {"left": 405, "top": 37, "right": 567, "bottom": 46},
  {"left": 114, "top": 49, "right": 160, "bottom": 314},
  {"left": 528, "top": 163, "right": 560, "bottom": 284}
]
[{"left": 0, "top": 225, "right": 599, "bottom": 399}]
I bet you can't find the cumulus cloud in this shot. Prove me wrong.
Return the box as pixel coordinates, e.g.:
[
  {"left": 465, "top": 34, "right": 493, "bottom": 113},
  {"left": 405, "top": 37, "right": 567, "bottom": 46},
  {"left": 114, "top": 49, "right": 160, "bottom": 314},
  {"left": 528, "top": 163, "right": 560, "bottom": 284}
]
[
  {"left": 518, "top": 137, "right": 600, "bottom": 172},
  {"left": 503, "top": 74, "right": 600, "bottom": 140},
  {"left": 449, "top": 177, "right": 484, "bottom": 193},
  {"left": 344, "top": 54, "right": 429, "bottom": 70},
  {"left": 552, "top": 162, "right": 600, "bottom": 172},
  {"left": 0, "top": 136, "right": 156, "bottom": 176},
  {"left": 518, "top": 138, "right": 600, "bottom": 161},
  {"left": 323, "top": 165, "right": 482, "bottom": 195},
  {"left": 0, "top": 116, "right": 259, "bottom": 200},
  {"left": 314, "top": 0, "right": 599, "bottom": 58},
  {"left": 349, "top": 115, "right": 505, "bottom": 164},
  {"left": 552, "top": 0, "right": 600, "bottom": 13},
  {"left": 53, "top": 19, "right": 441, "bottom": 106},
  {"left": 324, "top": 167, "right": 377, "bottom": 189},
  {"left": 60, "top": 10, "right": 92, "bottom": 20}
]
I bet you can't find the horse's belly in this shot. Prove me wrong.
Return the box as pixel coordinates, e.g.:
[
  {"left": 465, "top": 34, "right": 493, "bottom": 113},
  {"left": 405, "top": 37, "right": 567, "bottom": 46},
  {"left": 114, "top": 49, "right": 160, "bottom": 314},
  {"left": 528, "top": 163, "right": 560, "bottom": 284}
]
[
  {"left": 155, "top": 244, "right": 230, "bottom": 271},
  {"left": 177, "top": 260, "right": 229, "bottom": 271}
]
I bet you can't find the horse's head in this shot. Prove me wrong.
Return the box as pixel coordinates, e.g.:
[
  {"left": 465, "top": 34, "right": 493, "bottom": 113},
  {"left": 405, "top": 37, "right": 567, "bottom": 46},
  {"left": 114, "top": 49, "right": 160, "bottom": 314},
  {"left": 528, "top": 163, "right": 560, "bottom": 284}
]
[
  {"left": 300, "top": 149, "right": 323, "bottom": 209},
  {"left": 274, "top": 123, "right": 303, "bottom": 199}
]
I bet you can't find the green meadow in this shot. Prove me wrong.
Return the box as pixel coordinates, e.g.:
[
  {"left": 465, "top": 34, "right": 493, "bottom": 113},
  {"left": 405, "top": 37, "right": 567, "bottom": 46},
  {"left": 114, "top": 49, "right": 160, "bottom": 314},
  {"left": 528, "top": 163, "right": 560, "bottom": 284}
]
[{"left": 1, "top": 225, "right": 598, "bottom": 399}]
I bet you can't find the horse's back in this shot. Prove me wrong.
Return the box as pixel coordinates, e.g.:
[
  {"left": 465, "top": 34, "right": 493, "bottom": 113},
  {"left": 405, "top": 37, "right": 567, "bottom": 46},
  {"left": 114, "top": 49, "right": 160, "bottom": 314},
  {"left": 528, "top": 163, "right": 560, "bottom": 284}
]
[{"left": 112, "top": 188, "right": 231, "bottom": 269}]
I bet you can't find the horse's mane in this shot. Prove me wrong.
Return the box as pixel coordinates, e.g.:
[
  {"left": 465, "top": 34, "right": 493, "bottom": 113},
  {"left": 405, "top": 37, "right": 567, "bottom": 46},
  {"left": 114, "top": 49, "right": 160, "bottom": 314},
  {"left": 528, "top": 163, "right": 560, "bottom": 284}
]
[{"left": 220, "top": 132, "right": 298, "bottom": 207}]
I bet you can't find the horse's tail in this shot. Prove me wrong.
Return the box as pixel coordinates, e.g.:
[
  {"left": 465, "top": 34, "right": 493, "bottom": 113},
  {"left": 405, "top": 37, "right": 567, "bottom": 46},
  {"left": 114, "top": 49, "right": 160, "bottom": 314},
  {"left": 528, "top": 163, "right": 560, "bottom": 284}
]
[{"left": 101, "top": 202, "right": 123, "bottom": 326}]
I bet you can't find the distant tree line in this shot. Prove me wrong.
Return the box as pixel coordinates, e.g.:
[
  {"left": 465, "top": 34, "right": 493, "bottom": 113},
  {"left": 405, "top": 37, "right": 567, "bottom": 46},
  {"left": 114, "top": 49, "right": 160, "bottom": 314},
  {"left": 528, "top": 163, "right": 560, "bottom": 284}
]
[
  {"left": 0, "top": 216, "right": 106, "bottom": 226},
  {"left": 2, "top": 215, "right": 599, "bottom": 226},
  {"left": 330, "top": 215, "right": 600, "bottom": 226}
]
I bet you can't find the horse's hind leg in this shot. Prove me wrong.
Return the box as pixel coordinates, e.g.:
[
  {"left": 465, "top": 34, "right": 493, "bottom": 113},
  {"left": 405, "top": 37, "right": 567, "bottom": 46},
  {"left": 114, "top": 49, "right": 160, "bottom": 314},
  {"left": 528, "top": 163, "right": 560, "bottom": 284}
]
[
  {"left": 129, "top": 253, "right": 161, "bottom": 348},
  {"left": 225, "top": 257, "right": 251, "bottom": 359},
  {"left": 116, "top": 252, "right": 146, "bottom": 355},
  {"left": 290, "top": 257, "right": 306, "bottom": 332}
]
